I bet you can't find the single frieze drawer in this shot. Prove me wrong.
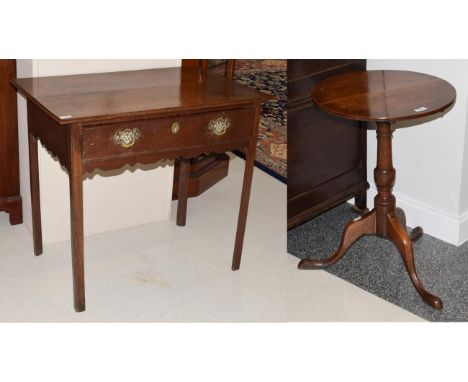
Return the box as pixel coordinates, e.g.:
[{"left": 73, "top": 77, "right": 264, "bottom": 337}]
[{"left": 82, "top": 108, "right": 255, "bottom": 161}]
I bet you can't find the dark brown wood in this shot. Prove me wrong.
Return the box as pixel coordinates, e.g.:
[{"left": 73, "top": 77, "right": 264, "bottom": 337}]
[
  {"left": 0, "top": 196, "right": 22, "bottom": 225},
  {"left": 299, "top": 70, "right": 456, "bottom": 310},
  {"left": 312, "top": 70, "right": 456, "bottom": 122},
  {"left": 287, "top": 59, "right": 368, "bottom": 229},
  {"left": 232, "top": 104, "right": 261, "bottom": 271},
  {"left": 355, "top": 120, "right": 368, "bottom": 211},
  {"left": 180, "top": 59, "right": 202, "bottom": 68},
  {"left": 69, "top": 124, "right": 85, "bottom": 312},
  {"left": 200, "top": 60, "right": 208, "bottom": 78},
  {"left": 224, "top": 60, "right": 236, "bottom": 80},
  {"left": 27, "top": 132, "right": 43, "bottom": 256},
  {"left": 386, "top": 212, "right": 440, "bottom": 308},
  {"left": 353, "top": 192, "right": 367, "bottom": 213},
  {"left": 181, "top": 59, "right": 208, "bottom": 80},
  {"left": 81, "top": 107, "right": 254, "bottom": 164},
  {"left": 300, "top": 210, "right": 376, "bottom": 268},
  {"left": 12, "top": 67, "right": 268, "bottom": 126},
  {"left": 173, "top": 60, "right": 236, "bottom": 201},
  {"left": 0, "top": 59, "right": 22, "bottom": 225},
  {"left": 176, "top": 158, "right": 190, "bottom": 226},
  {"left": 172, "top": 154, "right": 229, "bottom": 200},
  {"left": 28, "top": 100, "right": 70, "bottom": 170},
  {"left": 13, "top": 67, "right": 266, "bottom": 312},
  {"left": 82, "top": 140, "right": 248, "bottom": 174},
  {"left": 395, "top": 207, "right": 423, "bottom": 242}
]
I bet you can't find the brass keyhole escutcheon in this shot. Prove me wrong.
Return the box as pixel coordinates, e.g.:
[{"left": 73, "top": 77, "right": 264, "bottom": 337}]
[
  {"left": 171, "top": 121, "right": 180, "bottom": 134},
  {"left": 112, "top": 128, "right": 141, "bottom": 148}
]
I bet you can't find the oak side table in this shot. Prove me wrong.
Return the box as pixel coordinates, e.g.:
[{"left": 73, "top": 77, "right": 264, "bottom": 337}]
[
  {"left": 12, "top": 67, "right": 268, "bottom": 312},
  {"left": 298, "top": 70, "right": 456, "bottom": 310}
]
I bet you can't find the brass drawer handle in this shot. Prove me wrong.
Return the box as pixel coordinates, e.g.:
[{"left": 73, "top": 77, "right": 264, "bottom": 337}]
[
  {"left": 112, "top": 128, "right": 141, "bottom": 148},
  {"left": 208, "top": 116, "right": 231, "bottom": 136},
  {"left": 171, "top": 121, "right": 180, "bottom": 134}
]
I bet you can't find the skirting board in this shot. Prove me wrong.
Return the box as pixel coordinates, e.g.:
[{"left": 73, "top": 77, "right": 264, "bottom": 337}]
[
  {"left": 354, "top": 187, "right": 466, "bottom": 246},
  {"left": 458, "top": 210, "right": 468, "bottom": 246}
]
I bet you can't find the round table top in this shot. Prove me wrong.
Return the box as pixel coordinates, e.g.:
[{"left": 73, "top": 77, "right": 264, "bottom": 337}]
[{"left": 311, "top": 70, "right": 456, "bottom": 123}]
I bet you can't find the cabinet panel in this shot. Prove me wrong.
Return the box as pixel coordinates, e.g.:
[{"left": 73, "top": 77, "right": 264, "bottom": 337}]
[{"left": 287, "top": 59, "right": 368, "bottom": 229}]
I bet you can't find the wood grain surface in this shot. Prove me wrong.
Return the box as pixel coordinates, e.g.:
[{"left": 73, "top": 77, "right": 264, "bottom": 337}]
[
  {"left": 12, "top": 67, "right": 270, "bottom": 125},
  {"left": 312, "top": 70, "right": 456, "bottom": 122}
]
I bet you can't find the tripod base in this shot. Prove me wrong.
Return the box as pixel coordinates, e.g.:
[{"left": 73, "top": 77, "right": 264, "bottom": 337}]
[{"left": 298, "top": 208, "right": 442, "bottom": 310}]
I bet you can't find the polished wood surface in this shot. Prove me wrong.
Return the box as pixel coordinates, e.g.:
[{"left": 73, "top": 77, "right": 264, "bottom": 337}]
[
  {"left": 81, "top": 108, "right": 254, "bottom": 163},
  {"left": 0, "top": 59, "right": 22, "bottom": 225},
  {"left": 300, "top": 70, "right": 456, "bottom": 310},
  {"left": 176, "top": 158, "right": 190, "bottom": 227},
  {"left": 312, "top": 70, "right": 456, "bottom": 122},
  {"left": 28, "top": 132, "right": 43, "bottom": 256},
  {"left": 12, "top": 67, "right": 267, "bottom": 125},
  {"left": 232, "top": 104, "right": 261, "bottom": 271},
  {"left": 224, "top": 60, "right": 236, "bottom": 80},
  {"left": 173, "top": 60, "right": 235, "bottom": 200},
  {"left": 68, "top": 124, "right": 85, "bottom": 312},
  {"left": 287, "top": 59, "right": 368, "bottom": 229},
  {"left": 14, "top": 67, "right": 265, "bottom": 312}
]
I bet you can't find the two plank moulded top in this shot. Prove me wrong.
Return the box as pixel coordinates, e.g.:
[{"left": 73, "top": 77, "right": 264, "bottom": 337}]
[{"left": 11, "top": 67, "right": 270, "bottom": 126}]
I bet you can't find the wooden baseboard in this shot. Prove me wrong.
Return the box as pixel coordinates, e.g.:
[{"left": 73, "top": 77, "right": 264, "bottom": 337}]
[
  {"left": 173, "top": 154, "right": 229, "bottom": 200},
  {"left": 0, "top": 195, "right": 23, "bottom": 225}
]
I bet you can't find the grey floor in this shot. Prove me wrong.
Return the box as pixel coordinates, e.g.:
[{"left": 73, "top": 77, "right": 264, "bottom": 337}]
[
  {"left": 0, "top": 156, "right": 422, "bottom": 322},
  {"left": 288, "top": 203, "right": 468, "bottom": 322}
]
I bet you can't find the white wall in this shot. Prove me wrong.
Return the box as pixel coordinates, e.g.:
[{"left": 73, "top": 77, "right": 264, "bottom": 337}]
[
  {"left": 17, "top": 59, "right": 181, "bottom": 243},
  {"left": 366, "top": 59, "right": 468, "bottom": 245}
]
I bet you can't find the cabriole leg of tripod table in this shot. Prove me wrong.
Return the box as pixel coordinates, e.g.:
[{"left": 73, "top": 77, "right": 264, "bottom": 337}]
[
  {"left": 395, "top": 207, "right": 423, "bottom": 242},
  {"left": 387, "top": 213, "right": 442, "bottom": 310},
  {"left": 298, "top": 210, "right": 376, "bottom": 270}
]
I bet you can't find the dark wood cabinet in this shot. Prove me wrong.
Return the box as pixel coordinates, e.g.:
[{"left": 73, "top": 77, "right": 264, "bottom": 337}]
[
  {"left": 0, "top": 59, "right": 22, "bottom": 225},
  {"left": 287, "top": 59, "right": 368, "bottom": 229}
]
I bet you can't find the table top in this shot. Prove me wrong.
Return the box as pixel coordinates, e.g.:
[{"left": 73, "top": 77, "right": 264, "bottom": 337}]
[
  {"left": 12, "top": 67, "right": 268, "bottom": 125},
  {"left": 312, "top": 70, "right": 456, "bottom": 123}
]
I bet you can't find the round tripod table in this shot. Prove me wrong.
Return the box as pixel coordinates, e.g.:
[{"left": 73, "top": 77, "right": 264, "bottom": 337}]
[{"left": 298, "top": 70, "right": 456, "bottom": 310}]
